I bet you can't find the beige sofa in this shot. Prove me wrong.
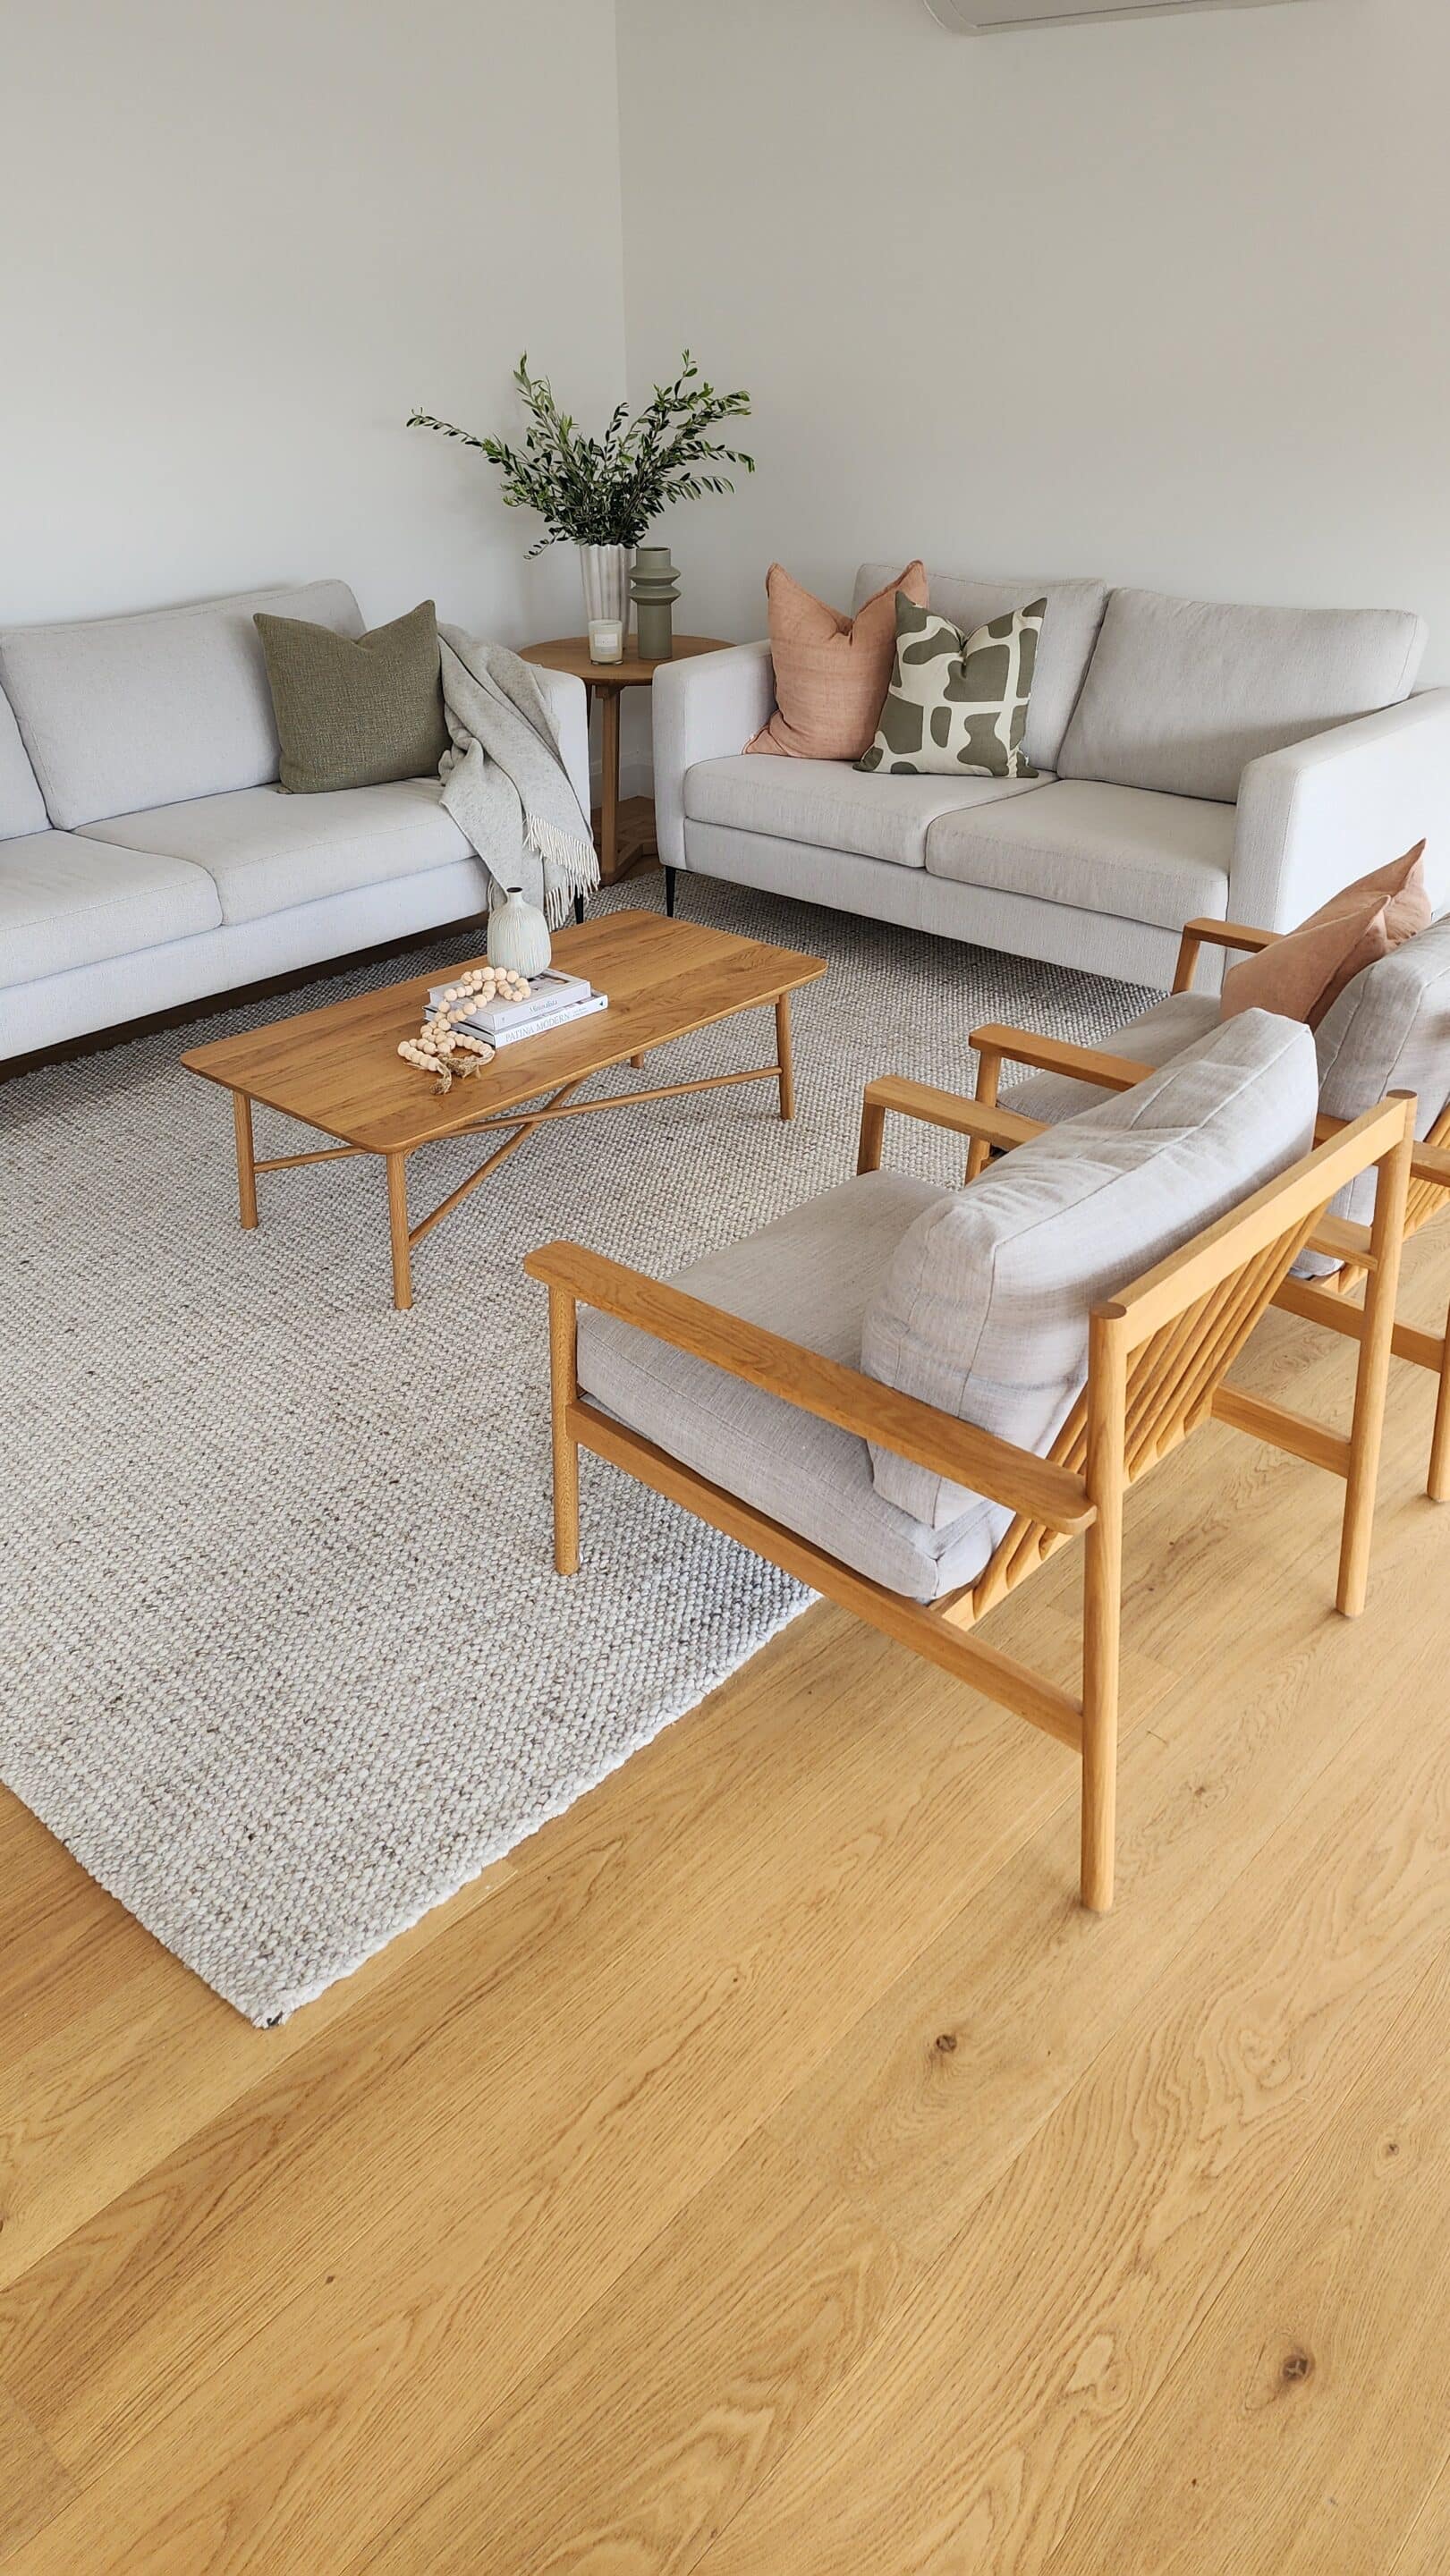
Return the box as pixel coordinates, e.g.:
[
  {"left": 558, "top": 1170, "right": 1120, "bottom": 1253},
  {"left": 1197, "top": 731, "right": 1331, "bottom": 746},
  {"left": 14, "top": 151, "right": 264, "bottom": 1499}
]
[
  {"left": 652, "top": 565, "right": 1448, "bottom": 989},
  {"left": 0, "top": 581, "right": 589, "bottom": 1062}
]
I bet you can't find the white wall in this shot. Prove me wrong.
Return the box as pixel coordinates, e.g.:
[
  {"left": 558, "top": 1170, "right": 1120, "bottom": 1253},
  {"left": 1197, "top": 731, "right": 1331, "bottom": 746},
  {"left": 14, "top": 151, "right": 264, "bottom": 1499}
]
[
  {"left": 615, "top": 0, "right": 1450, "bottom": 682},
  {"left": 0, "top": 0, "right": 625, "bottom": 641}
]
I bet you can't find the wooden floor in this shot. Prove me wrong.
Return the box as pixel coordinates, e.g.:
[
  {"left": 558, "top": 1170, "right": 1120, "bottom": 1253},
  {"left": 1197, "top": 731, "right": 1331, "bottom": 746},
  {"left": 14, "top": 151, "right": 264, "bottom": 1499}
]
[{"left": 4, "top": 1223, "right": 1449, "bottom": 2574}]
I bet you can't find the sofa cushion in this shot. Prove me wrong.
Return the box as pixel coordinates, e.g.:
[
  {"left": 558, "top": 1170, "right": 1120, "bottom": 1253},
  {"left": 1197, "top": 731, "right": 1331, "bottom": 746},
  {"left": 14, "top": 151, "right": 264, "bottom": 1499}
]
[
  {"left": 0, "top": 580, "right": 365, "bottom": 830},
  {"left": 0, "top": 691, "right": 48, "bottom": 842},
  {"left": 862, "top": 1011, "right": 1319, "bottom": 1532},
  {"left": 685, "top": 755, "right": 1045, "bottom": 872},
  {"left": 854, "top": 565, "right": 1108, "bottom": 775},
  {"left": 1004, "top": 990, "right": 1220, "bottom": 1123},
  {"left": 746, "top": 560, "right": 929, "bottom": 762},
  {"left": 1057, "top": 588, "right": 1428, "bottom": 805},
  {"left": 81, "top": 777, "right": 471, "bottom": 928},
  {"left": 859, "top": 596, "right": 1045, "bottom": 781},
  {"left": 0, "top": 830, "right": 222, "bottom": 987},
  {"left": 925, "top": 778, "right": 1233, "bottom": 930},
  {"left": 576, "top": 1171, "right": 1004, "bottom": 1603},
  {"left": 256, "top": 597, "right": 450, "bottom": 794}
]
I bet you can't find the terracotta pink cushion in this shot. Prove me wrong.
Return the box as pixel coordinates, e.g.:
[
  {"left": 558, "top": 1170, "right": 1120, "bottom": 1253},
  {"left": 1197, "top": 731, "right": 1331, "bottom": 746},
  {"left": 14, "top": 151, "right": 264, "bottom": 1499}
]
[
  {"left": 745, "top": 560, "right": 929, "bottom": 761},
  {"left": 1222, "top": 842, "right": 1431, "bottom": 1030}
]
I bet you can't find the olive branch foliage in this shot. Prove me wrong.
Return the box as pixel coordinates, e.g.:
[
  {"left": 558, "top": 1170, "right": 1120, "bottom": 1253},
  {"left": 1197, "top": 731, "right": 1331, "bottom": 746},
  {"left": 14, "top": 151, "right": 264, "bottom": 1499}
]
[{"left": 409, "top": 352, "right": 753, "bottom": 555}]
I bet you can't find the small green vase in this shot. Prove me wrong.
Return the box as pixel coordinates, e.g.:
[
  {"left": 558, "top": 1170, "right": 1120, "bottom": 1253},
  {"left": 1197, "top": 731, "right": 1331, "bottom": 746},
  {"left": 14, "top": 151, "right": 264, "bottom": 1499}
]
[{"left": 632, "top": 542, "right": 680, "bottom": 662}]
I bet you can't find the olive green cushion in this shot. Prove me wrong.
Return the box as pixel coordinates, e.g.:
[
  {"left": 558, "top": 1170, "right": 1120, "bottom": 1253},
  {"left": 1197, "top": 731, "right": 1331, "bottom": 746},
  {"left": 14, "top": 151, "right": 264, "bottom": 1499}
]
[{"left": 254, "top": 598, "right": 450, "bottom": 794}]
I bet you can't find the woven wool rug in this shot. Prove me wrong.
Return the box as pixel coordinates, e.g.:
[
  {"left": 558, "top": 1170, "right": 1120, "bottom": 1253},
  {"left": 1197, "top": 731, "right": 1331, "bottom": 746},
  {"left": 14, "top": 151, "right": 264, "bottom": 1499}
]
[{"left": 1, "top": 877, "right": 1153, "bottom": 2021}]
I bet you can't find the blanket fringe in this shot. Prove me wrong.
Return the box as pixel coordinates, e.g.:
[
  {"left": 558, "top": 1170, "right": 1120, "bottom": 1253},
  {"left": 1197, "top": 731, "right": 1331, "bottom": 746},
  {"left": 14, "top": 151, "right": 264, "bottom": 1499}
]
[{"left": 527, "top": 811, "right": 600, "bottom": 928}]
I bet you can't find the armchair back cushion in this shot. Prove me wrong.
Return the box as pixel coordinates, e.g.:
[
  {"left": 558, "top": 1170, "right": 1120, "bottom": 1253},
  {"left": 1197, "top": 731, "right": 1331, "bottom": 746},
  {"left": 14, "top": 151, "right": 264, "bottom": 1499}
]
[
  {"left": 0, "top": 580, "right": 365, "bottom": 828},
  {"left": 1057, "top": 588, "right": 1428, "bottom": 806},
  {"left": 861, "top": 1010, "right": 1319, "bottom": 1530},
  {"left": 854, "top": 564, "right": 1107, "bottom": 776},
  {"left": 1290, "top": 906, "right": 1450, "bottom": 1269}
]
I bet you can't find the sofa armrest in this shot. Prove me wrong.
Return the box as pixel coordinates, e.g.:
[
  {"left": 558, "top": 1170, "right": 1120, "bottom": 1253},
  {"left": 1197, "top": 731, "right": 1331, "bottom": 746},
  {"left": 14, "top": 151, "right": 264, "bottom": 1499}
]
[
  {"left": 650, "top": 640, "right": 776, "bottom": 870},
  {"left": 529, "top": 664, "right": 592, "bottom": 830},
  {"left": 1233, "top": 689, "right": 1450, "bottom": 933}
]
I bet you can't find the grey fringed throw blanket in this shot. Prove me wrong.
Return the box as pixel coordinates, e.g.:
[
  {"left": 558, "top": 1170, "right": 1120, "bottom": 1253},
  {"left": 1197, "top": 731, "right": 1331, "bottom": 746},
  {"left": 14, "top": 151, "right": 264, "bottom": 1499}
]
[{"left": 437, "top": 627, "right": 598, "bottom": 928}]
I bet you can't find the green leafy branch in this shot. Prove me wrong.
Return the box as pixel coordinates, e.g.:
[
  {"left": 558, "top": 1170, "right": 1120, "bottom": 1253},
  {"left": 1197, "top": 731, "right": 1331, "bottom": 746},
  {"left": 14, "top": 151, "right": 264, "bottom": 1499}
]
[{"left": 409, "top": 352, "right": 754, "bottom": 555}]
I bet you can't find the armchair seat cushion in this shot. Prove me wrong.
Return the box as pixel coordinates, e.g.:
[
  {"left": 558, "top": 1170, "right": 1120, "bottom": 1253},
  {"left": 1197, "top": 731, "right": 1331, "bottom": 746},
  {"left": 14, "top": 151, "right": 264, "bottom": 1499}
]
[
  {"left": 576, "top": 1171, "right": 1006, "bottom": 1603},
  {"left": 683, "top": 755, "right": 1045, "bottom": 873},
  {"left": 925, "top": 779, "right": 1234, "bottom": 930},
  {"left": 79, "top": 778, "right": 471, "bottom": 928},
  {"left": 0, "top": 830, "right": 222, "bottom": 987}
]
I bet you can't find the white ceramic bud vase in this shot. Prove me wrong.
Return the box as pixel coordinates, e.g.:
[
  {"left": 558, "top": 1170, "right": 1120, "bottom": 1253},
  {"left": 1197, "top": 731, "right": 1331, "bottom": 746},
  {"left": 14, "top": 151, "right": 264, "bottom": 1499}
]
[
  {"left": 488, "top": 886, "right": 551, "bottom": 979},
  {"left": 576, "top": 543, "right": 634, "bottom": 634}
]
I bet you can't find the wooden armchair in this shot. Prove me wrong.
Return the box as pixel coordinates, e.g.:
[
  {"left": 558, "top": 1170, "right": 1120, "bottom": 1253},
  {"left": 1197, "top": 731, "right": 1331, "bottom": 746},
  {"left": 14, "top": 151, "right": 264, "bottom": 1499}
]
[
  {"left": 526, "top": 1076, "right": 1412, "bottom": 1916},
  {"left": 970, "top": 913, "right": 1450, "bottom": 1501}
]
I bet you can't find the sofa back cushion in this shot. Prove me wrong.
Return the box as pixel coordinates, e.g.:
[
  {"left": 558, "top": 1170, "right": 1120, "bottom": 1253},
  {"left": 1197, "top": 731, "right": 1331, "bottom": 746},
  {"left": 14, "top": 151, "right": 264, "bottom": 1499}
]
[
  {"left": 861, "top": 1009, "right": 1319, "bottom": 1532},
  {"left": 0, "top": 580, "right": 365, "bottom": 828},
  {"left": 0, "top": 688, "right": 48, "bottom": 841},
  {"left": 854, "top": 564, "right": 1107, "bottom": 775},
  {"left": 1057, "top": 587, "right": 1428, "bottom": 805}
]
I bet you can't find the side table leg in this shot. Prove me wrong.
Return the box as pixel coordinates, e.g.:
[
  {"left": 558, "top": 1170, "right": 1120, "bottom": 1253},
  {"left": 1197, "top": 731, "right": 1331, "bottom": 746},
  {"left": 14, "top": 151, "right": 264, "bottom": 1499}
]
[
  {"left": 233, "top": 1091, "right": 259, "bottom": 1228},
  {"left": 775, "top": 994, "right": 796, "bottom": 1123},
  {"left": 599, "top": 690, "right": 621, "bottom": 882},
  {"left": 386, "top": 1153, "right": 413, "bottom": 1310}
]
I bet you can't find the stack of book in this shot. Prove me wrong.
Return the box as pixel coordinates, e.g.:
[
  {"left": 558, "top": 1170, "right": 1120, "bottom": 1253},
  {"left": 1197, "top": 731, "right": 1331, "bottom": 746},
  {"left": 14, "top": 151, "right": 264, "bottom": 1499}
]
[{"left": 424, "top": 967, "right": 607, "bottom": 1051}]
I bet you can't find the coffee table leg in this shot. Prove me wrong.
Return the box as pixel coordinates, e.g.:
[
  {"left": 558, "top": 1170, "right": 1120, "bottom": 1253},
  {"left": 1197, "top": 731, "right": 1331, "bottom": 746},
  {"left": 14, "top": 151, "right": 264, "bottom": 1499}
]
[
  {"left": 233, "top": 1091, "right": 259, "bottom": 1228},
  {"left": 386, "top": 1153, "right": 413, "bottom": 1310},
  {"left": 775, "top": 994, "right": 796, "bottom": 1123}
]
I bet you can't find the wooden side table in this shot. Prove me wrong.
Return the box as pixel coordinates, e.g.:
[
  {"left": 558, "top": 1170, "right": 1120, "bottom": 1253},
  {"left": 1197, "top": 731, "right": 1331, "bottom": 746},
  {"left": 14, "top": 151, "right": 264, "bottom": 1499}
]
[{"left": 521, "top": 633, "right": 729, "bottom": 894}]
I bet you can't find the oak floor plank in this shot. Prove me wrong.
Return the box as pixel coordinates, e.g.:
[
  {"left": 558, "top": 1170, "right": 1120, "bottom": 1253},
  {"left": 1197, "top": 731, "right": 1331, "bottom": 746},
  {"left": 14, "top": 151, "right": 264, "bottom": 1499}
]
[
  {"left": 1386, "top": 2454, "right": 1450, "bottom": 2574},
  {"left": 677, "top": 1525, "right": 1450, "bottom": 2573},
  {"left": 0, "top": 2387, "right": 72, "bottom": 2566}
]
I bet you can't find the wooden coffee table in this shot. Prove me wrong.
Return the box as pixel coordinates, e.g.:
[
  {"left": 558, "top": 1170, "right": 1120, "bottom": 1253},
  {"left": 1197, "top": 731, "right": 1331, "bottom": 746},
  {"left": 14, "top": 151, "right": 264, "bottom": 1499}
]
[{"left": 182, "top": 910, "right": 827, "bottom": 1309}]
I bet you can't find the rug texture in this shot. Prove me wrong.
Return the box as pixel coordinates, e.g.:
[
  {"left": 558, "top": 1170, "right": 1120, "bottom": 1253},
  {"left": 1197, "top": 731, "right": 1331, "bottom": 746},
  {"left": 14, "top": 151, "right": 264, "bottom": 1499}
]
[{"left": 1, "top": 877, "right": 1153, "bottom": 2021}]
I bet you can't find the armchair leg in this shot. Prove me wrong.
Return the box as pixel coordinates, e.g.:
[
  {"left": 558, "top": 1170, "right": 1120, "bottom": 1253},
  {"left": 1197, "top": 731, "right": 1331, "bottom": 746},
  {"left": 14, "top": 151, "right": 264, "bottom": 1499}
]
[
  {"left": 1336, "top": 1111, "right": 1413, "bottom": 1614},
  {"left": 968, "top": 1047, "right": 1001, "bottom": 1183},
  {"left": 1429, "top": 1309, "right": 1450, "bottom": 1504},
  {"left": 664, "top": 866, "right": 676, "bottom": 919},
  {"left": 547, "top": 1284, "right": 581, "bottom": 1576},
  {"left": 1081, "top": 1312, "right": 1127, "bottom": 1912}
]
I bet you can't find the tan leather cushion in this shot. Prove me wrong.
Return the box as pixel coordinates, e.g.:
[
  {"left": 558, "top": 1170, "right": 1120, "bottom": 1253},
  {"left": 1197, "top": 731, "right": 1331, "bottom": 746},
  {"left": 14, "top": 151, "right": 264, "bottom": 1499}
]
[{"left": 746, "top": 560, "right": 928, "bottom": 762}]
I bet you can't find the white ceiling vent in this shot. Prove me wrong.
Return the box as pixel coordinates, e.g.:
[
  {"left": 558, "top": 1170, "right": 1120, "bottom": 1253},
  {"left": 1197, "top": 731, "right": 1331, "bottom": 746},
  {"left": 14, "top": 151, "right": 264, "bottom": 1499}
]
[{"left": 924, "top": 0, "right": 1326, "bottom": 29}]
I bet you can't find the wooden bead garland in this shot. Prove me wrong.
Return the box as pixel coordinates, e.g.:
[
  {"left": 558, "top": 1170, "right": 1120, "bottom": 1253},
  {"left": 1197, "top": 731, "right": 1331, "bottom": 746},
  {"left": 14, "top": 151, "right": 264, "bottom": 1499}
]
[{"left": 398, "top": 962, "right": 531, "bottom": 1094}]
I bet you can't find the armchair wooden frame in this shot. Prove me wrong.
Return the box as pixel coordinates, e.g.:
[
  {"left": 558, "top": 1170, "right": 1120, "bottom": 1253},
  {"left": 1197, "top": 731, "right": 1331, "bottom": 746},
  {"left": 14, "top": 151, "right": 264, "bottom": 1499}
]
[
  {"left": 970, "top": 912, "right": 1450, "bottom": 1502},
  {"left": 526, "top": 1086, "right": 1412, "bottom": 1915}
]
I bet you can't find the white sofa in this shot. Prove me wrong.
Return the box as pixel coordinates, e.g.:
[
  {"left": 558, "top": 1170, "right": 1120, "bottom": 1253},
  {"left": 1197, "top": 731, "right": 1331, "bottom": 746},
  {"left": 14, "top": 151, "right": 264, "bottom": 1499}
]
[
  {"left": 0, "top": 581, "right": 590, "bottom": 1062},
  {"left": 653, "top": 565, "right": 1450, "bottom": 988}
]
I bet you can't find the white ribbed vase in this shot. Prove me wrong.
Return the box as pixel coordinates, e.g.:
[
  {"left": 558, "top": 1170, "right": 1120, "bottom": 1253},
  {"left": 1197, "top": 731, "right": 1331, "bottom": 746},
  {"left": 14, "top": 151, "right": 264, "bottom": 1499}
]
[
  {"left": 487, "top": 887, "right": 552, "bottom": 979},
  {"left": 576, "top": 543, "right": 634, "bottom": 631}
]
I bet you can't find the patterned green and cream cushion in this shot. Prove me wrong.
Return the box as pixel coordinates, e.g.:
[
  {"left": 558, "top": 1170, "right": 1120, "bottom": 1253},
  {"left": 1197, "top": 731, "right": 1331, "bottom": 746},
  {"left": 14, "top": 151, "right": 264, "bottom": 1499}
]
[{"left": 858, "top": 595, "right": 1046, "bottom": 781}]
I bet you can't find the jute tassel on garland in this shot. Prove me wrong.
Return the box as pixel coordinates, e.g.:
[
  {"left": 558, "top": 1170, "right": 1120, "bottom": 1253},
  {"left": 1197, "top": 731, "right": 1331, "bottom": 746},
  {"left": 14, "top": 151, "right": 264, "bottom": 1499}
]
[{"left": 398, "top": 964, "right": 531, "bottom": 1094}]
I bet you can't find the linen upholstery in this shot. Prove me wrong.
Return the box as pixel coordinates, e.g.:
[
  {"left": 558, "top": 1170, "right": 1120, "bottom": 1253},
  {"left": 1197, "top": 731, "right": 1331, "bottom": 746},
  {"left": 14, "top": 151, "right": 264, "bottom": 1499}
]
[
  {"left": 576, "top": 1171, "right": 1004, "bottom": 1603},
  {"left": 859, "top": 597, "right": 1045, "bottom": 780},
  {"left": 255, "top": 598, "right": 449, "bottom": 794},
  {"left": 854, "top": 566, "right": 1108, "bottom": 775},
  {"left": 746, "top": 561, "right": 928, "bottom": 762},
  {"left": 0, "top": 580, "right": 364, "bottom": 828},
  {"left": 0, "top": 831, "right": 222, "bottom": 987},
  {"left": 862, "top": 1011, "right": 1319, "bottom": 1531},
  {"left": 1005, "top": 990, "right": 1220, "bottom": 1123},
  {"left": 80, "top": 778, "right": 471, "bottom": 928},
  {"left": 1058, "top": 589, "right": 1428, "bottom": 806},
  {"left": 1231, "top": 691, "right": 1450, "bottom": 936},
  {"left": 0, "top": 690, "right": 47, "bottom": 841},
  {"left": 923, "top": 778, "right": 1234, "bottom": 930},
  {"left": 684, "top": 756, "right": 1045, "bottom": 871}
]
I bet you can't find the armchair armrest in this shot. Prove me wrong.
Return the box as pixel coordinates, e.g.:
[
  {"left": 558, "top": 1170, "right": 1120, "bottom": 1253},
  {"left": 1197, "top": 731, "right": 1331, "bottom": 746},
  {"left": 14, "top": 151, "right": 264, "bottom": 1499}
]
[
  {"left": 1233, "top": 689, "right": 1450, "bottom": 934},
  {"left": 650, "top": 640, "right": 776, "bottom": 870},
  {"left": 856, "top": 1073, "right": 1046, "bottom": 1180},
  {"left": 969, "top": 1024, "right": 1154, "bottom": 1097},
  {"left": 524, "top": 1239, "right": 1093, "bottom": 1537},
  {"left": 526, "top": 664, "right": 592, "bottom": 828},
  {"left": 1170, "top": 916, "right": 1279, "bottom": 994}
]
